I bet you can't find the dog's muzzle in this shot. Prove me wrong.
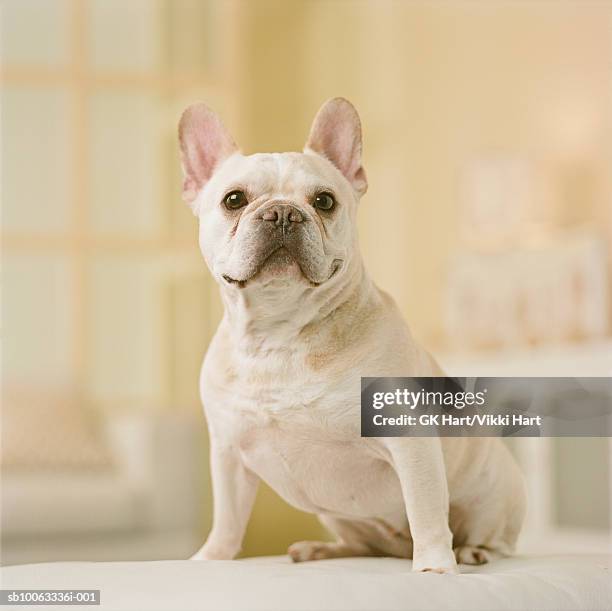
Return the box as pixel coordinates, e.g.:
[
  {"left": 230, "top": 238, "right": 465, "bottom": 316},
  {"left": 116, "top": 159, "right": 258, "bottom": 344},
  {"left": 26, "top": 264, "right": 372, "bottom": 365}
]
[{"left": 221, "top": 201, "right": 341, "bottom": 287}]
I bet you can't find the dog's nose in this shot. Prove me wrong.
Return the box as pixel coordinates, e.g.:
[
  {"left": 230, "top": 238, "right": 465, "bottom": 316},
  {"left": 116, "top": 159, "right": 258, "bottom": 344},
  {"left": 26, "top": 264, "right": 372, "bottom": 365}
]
[{"left": 261, "top": 204, "right": 304, "bottom": 226}]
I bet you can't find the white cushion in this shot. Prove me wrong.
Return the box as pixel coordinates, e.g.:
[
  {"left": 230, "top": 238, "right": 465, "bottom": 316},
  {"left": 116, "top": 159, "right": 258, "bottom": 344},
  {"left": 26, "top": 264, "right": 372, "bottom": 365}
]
[{"left": 1, "top": 554, "right": 610, "bottom": 610}]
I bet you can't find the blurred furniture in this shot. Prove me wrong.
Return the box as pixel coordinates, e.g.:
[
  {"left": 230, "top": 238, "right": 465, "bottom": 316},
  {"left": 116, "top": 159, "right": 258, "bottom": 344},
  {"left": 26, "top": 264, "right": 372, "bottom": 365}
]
[
  {"left": 439, "top": 340, "right": 612, "bottom": 557},
  {"left": 2, "top": 554, "right": 610, "bottom": 611},
  {"left": 447, "top": 156, "right": 610, "bottom": 351},
  {"left": 445, "top": 232, "right": 609, "bottom": 351},
  {"left": 1, "top": 410, "right": 206, "bottom": 565}
]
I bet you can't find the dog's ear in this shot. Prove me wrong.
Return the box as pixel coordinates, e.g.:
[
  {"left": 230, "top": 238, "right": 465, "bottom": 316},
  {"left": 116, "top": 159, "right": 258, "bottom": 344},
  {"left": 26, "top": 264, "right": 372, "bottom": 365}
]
[
  {"left": 178, "top": 104, "right": 237, "bottom": 206},
  {"left": 305, "top": 98, "right": 367, "bottom": 195}
]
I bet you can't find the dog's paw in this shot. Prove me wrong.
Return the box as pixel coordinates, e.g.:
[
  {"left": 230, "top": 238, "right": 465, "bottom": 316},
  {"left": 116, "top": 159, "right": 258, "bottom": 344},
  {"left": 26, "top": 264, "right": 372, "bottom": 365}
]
[
  {"left": 288, "top": 541, "right": 335, "bottom": 562},
  {"left": 412, "top": 546, "right": 458, "bottom": 574},
  {"left": 454, "top": 545, "right": 493, "bottom": 565}
]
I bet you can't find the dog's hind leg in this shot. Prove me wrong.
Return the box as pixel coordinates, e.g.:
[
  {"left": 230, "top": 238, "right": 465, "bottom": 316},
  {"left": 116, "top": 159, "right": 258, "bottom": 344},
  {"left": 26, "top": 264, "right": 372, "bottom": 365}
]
[
  {"left": 288, "top": 515, "right": 411, "bottom": 562},
  {"left": 288, "top": 540, "right": 374, "bottom": 562},
  {"left": 450, "top": 493, "right": 524, "bottom": 566},
  {"left": 288, "top": 515, "right": 375, "bottom": 562},
  {"left": 453, "top": 544, "right": 505, "bottom": 565}
]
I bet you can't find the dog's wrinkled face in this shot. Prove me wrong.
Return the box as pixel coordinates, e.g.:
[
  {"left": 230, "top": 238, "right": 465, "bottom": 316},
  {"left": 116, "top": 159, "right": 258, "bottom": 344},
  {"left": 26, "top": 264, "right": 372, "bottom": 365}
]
[
  {"left": 195, "top": 151, "right": 355, "bottom": 287},
  {"left": 178, "top": 98, "right": 367, "bottom": 290}
]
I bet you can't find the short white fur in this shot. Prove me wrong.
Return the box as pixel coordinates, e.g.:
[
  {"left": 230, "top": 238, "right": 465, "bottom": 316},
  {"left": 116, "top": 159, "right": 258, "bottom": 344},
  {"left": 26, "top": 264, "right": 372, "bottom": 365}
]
[{"left": 179, "top": 98, "right": 526, "bottom": 573}]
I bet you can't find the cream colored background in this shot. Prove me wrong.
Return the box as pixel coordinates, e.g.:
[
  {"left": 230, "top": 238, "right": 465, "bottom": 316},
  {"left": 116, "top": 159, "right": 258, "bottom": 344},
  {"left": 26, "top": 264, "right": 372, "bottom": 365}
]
[{"left": 2, "top": 0, "right": 611, "bottom": 559}]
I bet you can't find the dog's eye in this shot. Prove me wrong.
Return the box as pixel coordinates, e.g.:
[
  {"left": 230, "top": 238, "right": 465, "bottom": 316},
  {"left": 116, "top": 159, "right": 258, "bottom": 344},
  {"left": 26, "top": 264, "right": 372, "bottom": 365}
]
[
  {"left": 313, "top": 192, "right": 335, "bottom": 211},
  {"left": 223, "top": 190, "right": 248, "bottom": 210}
]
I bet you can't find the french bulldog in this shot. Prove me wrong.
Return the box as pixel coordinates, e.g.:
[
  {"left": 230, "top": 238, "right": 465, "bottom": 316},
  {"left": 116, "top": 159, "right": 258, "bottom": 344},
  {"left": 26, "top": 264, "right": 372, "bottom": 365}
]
[{"left": 179, "top": 98, "right": 526, "bottom": 573}]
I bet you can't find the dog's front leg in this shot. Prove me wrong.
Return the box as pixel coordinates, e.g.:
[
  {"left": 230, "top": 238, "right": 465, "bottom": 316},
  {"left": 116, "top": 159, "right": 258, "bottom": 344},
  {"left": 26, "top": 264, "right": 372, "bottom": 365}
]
[
  {"left": 384, "top": 437, "right": 457, "bottom": 574},
  {"left": 190, "top": 439, "right": 259, "bottom": 560}
]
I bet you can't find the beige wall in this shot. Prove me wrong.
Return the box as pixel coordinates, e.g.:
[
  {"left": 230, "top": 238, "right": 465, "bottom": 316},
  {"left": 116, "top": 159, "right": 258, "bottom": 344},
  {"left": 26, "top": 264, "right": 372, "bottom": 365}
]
[{"left": 232, "top": 0, "right": 612, "bottom": 347}]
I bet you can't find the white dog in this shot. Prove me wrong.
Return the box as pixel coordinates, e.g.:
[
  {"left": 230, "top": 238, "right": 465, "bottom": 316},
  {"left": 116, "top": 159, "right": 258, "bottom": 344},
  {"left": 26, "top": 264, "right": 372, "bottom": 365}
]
[{"left": 179, "top": 98, "right": 526, "bottom": 573}]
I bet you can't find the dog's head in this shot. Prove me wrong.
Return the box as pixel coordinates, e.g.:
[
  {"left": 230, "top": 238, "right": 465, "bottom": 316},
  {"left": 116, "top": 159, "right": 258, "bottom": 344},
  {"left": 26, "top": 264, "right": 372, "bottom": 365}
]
[{"left": 178, "top": 98, "right": 367, "bottom": 290}]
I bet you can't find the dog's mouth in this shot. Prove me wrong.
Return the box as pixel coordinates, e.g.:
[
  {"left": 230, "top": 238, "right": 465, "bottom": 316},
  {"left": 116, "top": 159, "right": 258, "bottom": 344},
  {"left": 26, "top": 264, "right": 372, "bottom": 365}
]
[{"left": 222, "top": 249, "right": 343, "bottom": 289}]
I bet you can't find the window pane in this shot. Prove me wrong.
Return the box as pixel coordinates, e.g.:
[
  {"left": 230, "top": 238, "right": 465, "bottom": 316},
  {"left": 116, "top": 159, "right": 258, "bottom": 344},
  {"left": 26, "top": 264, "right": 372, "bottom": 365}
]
[
  {"left": 2, "top": 87, "right": 73, "bottom": 233},
  {"left": 3, "top": 255, "right": 75, "bottom": 386},
  {"left": 88, "top": 0, "right": 162, "bottom": 73},
  {"left": 1, "top": 0, "right": 70, "bottom": 68},
  {"left": 167, "top": 268, "right": 220, "bottom": 408},
  {"left": 87, "top": 256, "right": 165, "bottom": 406},
  {"left": 88, "top": 91, "right": 163, "bottom": 236}
]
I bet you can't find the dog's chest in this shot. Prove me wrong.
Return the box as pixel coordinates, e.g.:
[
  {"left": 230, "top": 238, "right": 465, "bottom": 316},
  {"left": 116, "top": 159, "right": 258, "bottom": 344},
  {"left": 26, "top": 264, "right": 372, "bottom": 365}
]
[
  {"left": 236, "top": 411, "right": 401, "bottom": 518},
  {"left": 202, "top": 354, "right": 403, "bottom": 520}
]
